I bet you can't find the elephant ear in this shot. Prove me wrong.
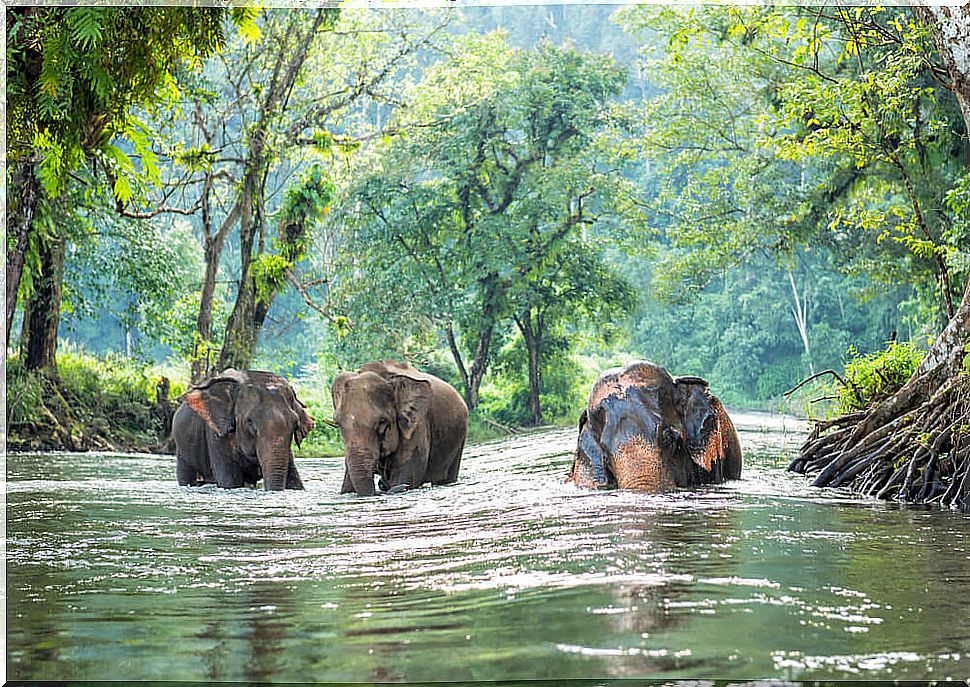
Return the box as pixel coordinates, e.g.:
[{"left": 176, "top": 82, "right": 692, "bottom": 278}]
[
  {"left": 391, "top": 374, "right": 432, "bottom": 441},
  {"left": 331, "top": 372, "right": 354, "bottom": 420},
  {"left": 712, "top": 396, "right": 743, "bottom": 479},
  {"left": 290, "top": 391, "right": 315, "bottom": 447},
  {"left": 576, "top": 407, "right": 588, "bottom": 433},
  {"left": 567, "top": 408, "right": 612, "bottom": 488},
  {"left": 182, "top": 377, "right": 240, "bottom": 437},
  {"left": 673, "top": 376, "right": 719, "bottom": 471}
]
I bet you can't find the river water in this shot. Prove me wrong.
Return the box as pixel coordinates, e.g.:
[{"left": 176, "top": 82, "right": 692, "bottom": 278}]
[{"left": 7, "top": 411, "right": 970, "bottom": 682}]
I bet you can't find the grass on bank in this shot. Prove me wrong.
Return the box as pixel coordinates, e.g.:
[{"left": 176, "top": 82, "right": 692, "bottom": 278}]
[
  {"left": 6, "top": 346, "right": 186, "bottom": 451},
  {"left": 3, "top": 347, "right": 531, "bottom": 455}
]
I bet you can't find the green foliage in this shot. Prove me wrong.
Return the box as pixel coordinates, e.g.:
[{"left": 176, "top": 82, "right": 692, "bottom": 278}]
[
  {"left": 615, "top": 5, "right": 964, "bottom": 321},
  {"left": 337, "top": 34, "right": 637, "bottom": 409},
  {"left": 944, "top": 172, "right": 970, "bottom": 274},
  {"left": 480, "top": 333, "right": 588, "bottom": 426},
  {"left": 6, "top": 347, "right": 176, "bottom": 449},
  {"left": 61, "top": 209, "right": 202, "bottom": 358},
  {"left": 14, "top": 5, "right": 967, "bottom": 452},
  {"left": 253, "top": 164, "right": 338, "bottom": 307},
  {"left": 252, "top": 254, "right": 291, "bottom": 306},
  {"left": 7, "top": 7, "right": 247, "bottom": 198},
  {"left": 277, "top": 165, "right": 336, "bottom": 242},
  {"left": 288, "top": 363, "right": 344, "bottom": 457},
  {"left": 835, "top": 340, "right": 924, "bottom": 414},
  {"left": 625, "top": 250, "right": 910, "bottom": 408},
  {"left": 155, "top": 295, "right": 225, "bottom": 362}
]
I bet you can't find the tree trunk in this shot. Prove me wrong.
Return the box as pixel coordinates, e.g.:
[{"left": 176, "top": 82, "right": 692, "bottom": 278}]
[
  {"left": 516, "top": 309, "right": 543, "bottom": 427},
  {"left": 192, "top": 234, "right": 221, "bottom": 382},
  {"left": 190, "top": 169, "right": 240, "bottom": 382},
  {"left": 787, "top": 270, "right": 814, "bottom": 376},
  {"left": 444, "top": 272, "right": 506, "bottom": 412},
  {"left": 912, "top": 4, "right": 970, "bottom": 161},
  {"left": 20, "top": 233, "right": 67, "bottom": 373},
  {"left": 217, "top": 174, "right": 259, "bottom": 371},
  {"left": 213, "top": 12, "right": 325, "bottom": 372},
  {"left": 445, "top": 320, "right": 492, "bottom": 411},
  {"left": 6, "top": 162, "right": 40, "bottom": 347},
  {"left": 218, "top": 282, "right": 260, "bottom": 372}
]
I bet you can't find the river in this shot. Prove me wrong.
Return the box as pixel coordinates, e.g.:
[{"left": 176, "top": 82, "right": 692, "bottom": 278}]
[{"left": 6, "top": 411, "right": 970, "bottom": 682}]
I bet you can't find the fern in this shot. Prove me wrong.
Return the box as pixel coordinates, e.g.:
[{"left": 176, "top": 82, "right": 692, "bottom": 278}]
[
  {"left": 88, "top": 64, "right": 113, "bottom": 102},
  {"left": 68, "top": 7, "right": 104, "bottom": 51},
  {"left": 126, "top": 116, "right": 162, "bottom": 186}
]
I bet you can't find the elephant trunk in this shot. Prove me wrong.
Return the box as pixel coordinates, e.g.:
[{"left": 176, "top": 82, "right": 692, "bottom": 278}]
[
  {"left": 611, "top": 434, "right": 676, "bottom": 492},
  {"left": 345, "top": 444, "right": 377, "bottom": 496},
  {"left": 259, "top": 437, "right": 294, "bottom": 491}
]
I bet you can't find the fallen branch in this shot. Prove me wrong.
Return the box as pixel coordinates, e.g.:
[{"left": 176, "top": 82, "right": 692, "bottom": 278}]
[
  {"left": 784, "top": 369, "right": 851, "bottom": 397},
  {"left": 480, "top": 417, "right": 521, "bottom": 435}
]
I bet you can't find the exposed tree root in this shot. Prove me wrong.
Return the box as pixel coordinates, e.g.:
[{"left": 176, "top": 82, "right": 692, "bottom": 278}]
[
  {"left": 791, "top": 277, "right": 970, "bottom": 511},
  {"left": 789, "top": 367, "right": 970, "bottom": 512}
]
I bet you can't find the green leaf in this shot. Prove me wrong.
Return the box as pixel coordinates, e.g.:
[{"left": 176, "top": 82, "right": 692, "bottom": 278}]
[
  {"left": 113, "top": 175, "right": 133, "bottom": 204},
  {"left": 68, "top": 7, "right": 104, "bottom": 50}
]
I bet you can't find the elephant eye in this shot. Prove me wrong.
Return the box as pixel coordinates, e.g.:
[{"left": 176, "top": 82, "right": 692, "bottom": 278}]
[
  {"left": 246, "top": 417, "right": 258, "bottom": 434},
  {"left": 376, "top": 418, "right": 390, "bottom": 434}
]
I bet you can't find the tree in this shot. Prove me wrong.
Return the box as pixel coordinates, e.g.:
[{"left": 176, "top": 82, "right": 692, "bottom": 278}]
[
  {"left": 789, "top": 5, "right": 970, "bottom": 510},
  {"left": 511, "top": 244, "right": 635, "bottom": 424},
  {"left": 156, "top": 9, "right": 447, "bottom": 378},
  {"left": 616, "top": 5, "right": 966, "bottom": 373},
  {"left": 614, "top": 4, "right": 970, "bottom": 506},
  {"left": 6, "top": 7, "right": 252, "bottom": 352},
  {"left": 339, "top": 35, "right": 636, "bottom": 414},
  {"left": 59, "top": 211, "right": 201, "bottom": 359}
]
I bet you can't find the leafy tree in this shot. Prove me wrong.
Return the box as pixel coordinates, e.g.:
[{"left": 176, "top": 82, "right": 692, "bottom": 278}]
[
  {"left": 779, "top": 5, "right": 970, "bottom": 509},
  {"left": 60, "top": 214, "right": 201, "bottom": 359},
  {"left": 6, "top": 6, "right": 254, "bottom": 353},
  {"left": 615, "top": 5, "right": 966, "bottom": 356},
  {"left": 339, "top": 35, "right": 637, "bottom": 416},
  {"left": 150, "top": 8, "right": 448, "bottom": 379}
]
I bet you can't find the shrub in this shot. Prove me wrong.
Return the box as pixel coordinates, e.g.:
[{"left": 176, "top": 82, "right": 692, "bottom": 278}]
[
  {"left": 835, "top": 340, "right": 924, "bottom": 414},
  {"left": 6, "top": 346, "right": 190, "bottom": 450}
]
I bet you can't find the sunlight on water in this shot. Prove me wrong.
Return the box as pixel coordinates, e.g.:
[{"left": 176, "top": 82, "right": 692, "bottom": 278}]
[{"left": 7, "top": 411, "right": 970, "bottom": 682}]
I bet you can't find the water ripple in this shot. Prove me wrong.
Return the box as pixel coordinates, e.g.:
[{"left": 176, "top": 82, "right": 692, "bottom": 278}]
[{"left": 7, "top": 412, "right": 970, "bottom": 682}]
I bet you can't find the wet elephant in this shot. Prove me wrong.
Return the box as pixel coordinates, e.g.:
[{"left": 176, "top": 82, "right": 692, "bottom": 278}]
[
  {"left": 331, "top": 361, "right": 468, "bottom": 496},
  {"left": 567, "top": 360, "right": 741, "bottom": 491},
  {"left": 172, "top": 369, "right": 314, "bottom": 490}
]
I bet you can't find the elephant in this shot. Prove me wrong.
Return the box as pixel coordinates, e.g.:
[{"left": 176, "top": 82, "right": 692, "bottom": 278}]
[
  {"left": 566, "top": 360, "right": 741, "bottom": 492},
  {"left": 331, "top": 360, "right": 468, "bottom": 496},
  {"left": 172, "top": 369, "right": 314, "bottom": 490}
]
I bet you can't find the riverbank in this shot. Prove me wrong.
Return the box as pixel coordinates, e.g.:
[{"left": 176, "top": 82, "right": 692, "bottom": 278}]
[
  {"left": 5, "top": 351, "right": 182, "bottom": 452},
  {"left": 4, "top": 351, "right": 540, "bottom": 455},
  {"left": 6, "top": 349, "right": 807, "bottom": 455}
]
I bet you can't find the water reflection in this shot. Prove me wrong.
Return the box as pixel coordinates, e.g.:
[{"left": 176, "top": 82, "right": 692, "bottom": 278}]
[{"left": 7, "top": 413, "right": 970, "bottom": 681}]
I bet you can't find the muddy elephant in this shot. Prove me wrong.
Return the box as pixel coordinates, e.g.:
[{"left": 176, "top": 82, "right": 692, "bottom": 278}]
[
  {"left": 172, "top": 369, "right": 314, "bottom": 490},
  {"left": 567, "top": 360, "right": 741, "bottom": 491},
  {"left": 332, "top": 361, "right": 468, "bottom": 496}
]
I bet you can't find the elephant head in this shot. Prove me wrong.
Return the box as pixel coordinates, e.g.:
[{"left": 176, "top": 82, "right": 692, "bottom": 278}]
[
  {"left": 182, "top": 369, "right": 314, "bottom": 490},
  {"left": 567, "top": 361, "right": 741, "bottom": 492},
  {"left": 674, "top": 375, "right": 743, "bottom": 482},
  {"left": 331, "top": 369, "right": 432, "bottom": 496}
]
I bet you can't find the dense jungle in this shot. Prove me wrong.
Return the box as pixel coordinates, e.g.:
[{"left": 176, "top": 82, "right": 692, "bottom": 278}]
[{"left": 7, "top": 4, "right": 970, "bottom": 507}]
